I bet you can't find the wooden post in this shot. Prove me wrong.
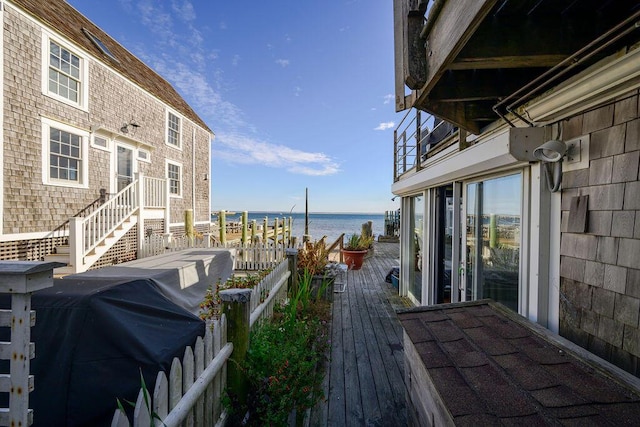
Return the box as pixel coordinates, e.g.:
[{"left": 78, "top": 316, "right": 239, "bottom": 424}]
[
  {"left": 273, "top": 218, "right": 279, "bottom": 243},
  {"left": 262, "top": 217, "right": 268, "bottom": 243},
  {"left": 185, "top": 209, "right": 194, "bottom": 245},
  {"left": 304, "top": 188, "right": 310, "bottom": 242},
  {"left": 241, "top": 211, "right": 249, "bottom": 246},
  {"left": 0, "top": 261, "right": 61, "bottom": 427},
  {"left": 220, "top": 288, "right": 252, "bottom": 414},
  {"left": 286, "top": 249, "right": 298, "bottom": 297},
  {"left": 68, "top": 217, "right": 83, "bottom": 274},
  {"left": 136, "top": 174, "right": 145, "bottom": 256},
  {"left": 251, "top": 220, "right": 257, "bottom": 243},
  {"left": 219, "top": 210, "right": 227, "bottom": 245}
]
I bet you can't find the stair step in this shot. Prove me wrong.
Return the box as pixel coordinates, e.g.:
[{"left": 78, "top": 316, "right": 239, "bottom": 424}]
[
  {"left": 55, "top": 245, "right": 70, "bottom": 255},
  {"left": 44, "top": 253, "right": 69, "bottom": 264}
]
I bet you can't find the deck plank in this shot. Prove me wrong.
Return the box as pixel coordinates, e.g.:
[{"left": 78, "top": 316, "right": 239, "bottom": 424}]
[{"left": 311, "top": 242, "right": 408, "bottom": 426}]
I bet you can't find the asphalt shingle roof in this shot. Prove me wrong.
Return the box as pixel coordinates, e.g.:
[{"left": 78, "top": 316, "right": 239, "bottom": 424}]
[{"left": 398, "top": 300, "right": 640, "bottom": 425}]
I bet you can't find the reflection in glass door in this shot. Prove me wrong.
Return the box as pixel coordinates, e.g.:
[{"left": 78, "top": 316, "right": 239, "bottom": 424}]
[
  {"left": 409, "top": 195, "right": 424, "bottom": 303},
  {"left": 117, "top": 145, "right": 133, "bottom": 192},
  {"left": 465, "top": 173, "right": 521, "bottom": 311},
  {"left": 434, "top": 185, "right": 454, "bottom": 303}
]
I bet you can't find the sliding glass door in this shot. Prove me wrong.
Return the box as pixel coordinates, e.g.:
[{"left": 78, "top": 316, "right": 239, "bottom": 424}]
[
  {"left": 408, "top": 194, "right": 424, "bottom": 303},
  {"left": 464, "top": 173, "right": 522, "bottom": 311}
]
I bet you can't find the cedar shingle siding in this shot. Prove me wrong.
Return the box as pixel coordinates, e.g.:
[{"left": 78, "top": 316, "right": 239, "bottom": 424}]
[
  {"left": 560, "top": 91, "right": 640, "bottom": 376},
  {"left": 3, "top": 0, "right": 212, "bottom": 235}
]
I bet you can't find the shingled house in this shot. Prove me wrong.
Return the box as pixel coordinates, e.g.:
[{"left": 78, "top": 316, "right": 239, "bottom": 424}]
[
  {"left": 392, "top": 0, "right": 640, "bottom": 380},
  {"left": 0, "top": 0, "right": 212, "bottom": 274}
]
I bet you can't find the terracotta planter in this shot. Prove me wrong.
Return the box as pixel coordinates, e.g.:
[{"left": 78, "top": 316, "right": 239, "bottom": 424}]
[{"left": 341, "top": 249, "right": 368, "bottom": 270}]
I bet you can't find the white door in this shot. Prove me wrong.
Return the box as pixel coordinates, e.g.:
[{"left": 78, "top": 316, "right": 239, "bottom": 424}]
[{"left": 115, "top": 144, "right": 134, "bottom": 192}]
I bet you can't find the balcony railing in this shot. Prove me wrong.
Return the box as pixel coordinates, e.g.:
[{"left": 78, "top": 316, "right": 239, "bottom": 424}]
[{"left": 393, "top": 108, "right": 457, "bottom": 181}]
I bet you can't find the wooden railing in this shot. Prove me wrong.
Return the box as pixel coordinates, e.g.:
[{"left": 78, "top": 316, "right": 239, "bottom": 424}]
[
  {"left": 143, "top": 176, "right": 168, "bottom": 208},
  {"left": 326, "top": 233, "right": 345, "bottom": 263},
  {"left": 111, "top": 258, "right": 292, "bottom": 426},
  {"left": 80, "top": 180, "right": 139, "bottom": 256},
  {"left": 0, "top": 262, "right": 58, "bottom": 426}
]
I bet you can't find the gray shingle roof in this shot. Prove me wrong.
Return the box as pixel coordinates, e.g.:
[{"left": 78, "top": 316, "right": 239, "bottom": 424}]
[
  {"left": 399, "top": 300, "right": 640, "bottom": 425},
  {"left": 12, "top": 0, "right": 211, "bottom": 133}
]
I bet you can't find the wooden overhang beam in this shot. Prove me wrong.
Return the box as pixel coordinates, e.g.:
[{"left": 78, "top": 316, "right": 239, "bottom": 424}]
[
  {"left": 449, "top": 16, "right": 592, "bottom": 71},
  {"left": 421, "top": 101, "right": 497, "bottom": 135},
  {"left": 428, "top": 68, "right": 548, "bottom": 103},
  {"left": 414, "top": 0, "right": 499, "bottom": 131}
]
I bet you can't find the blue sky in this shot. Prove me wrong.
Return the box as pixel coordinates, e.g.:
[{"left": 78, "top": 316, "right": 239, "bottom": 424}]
[{"left": 67, "top": 0, "right": 401, "bottom": 214}]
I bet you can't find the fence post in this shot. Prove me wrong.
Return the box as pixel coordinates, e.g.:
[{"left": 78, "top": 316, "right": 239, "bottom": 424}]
[
  {"left": 286, "top": 248, "right": 298, "bottom": 296},
  {"left": 262, "top": 217, "right": 268, "bottom": 243},
  {"left": 185, "top": 209, "right": 194, "bottom": 246},
  {"left": 220, "top": 288, "right": 251, "bottom": 416},
  {"left": 0, "top": 261, "right": 61, "bottom": 427},
  {"left": 241, "top": 211, "right": 248, "bottom": 246},
  {"left": 68, "top": 217, "right": 83, "bottom": 274},
  {"left": 137, "top": 174, "right": 145, "bottom": 256},
  {"left": 219, "top": 210, "right": 227, "bottom": 245}
]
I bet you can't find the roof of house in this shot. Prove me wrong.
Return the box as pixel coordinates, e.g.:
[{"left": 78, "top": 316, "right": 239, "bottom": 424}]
[
  {"left": 11, "top": 0, "right": 211, "bottom": 133},
  {"left": 398, "top": 300, "right": 640, "bottom": 425}
]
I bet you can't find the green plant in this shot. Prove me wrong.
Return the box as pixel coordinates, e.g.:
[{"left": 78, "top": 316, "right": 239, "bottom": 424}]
[
  {"left": 199, "top": 270, "right": 272, "bottom": 321},
  {"left": 344, "top": 233, "right": 373, "bottom": 251},
  {"left": 241, "top": 302, "right": 329, "bottom": 426},
  {"left": 116, "top": 369, "right": 165, "bottom": 427},
  {"left": 297, "top": 239, "right": 329, "bottom": 276}
]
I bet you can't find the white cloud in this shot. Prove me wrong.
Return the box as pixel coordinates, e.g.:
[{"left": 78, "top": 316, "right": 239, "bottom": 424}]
[
  {"left": 171, "top": 0, "right": 196, "bottom": 22},
  {"left": 383, "top": 94, "right": 394, "bottom": 104},
  {"left": 294, "top": 86, "right": 302, "bottom": 97},
  {"left": 214, "top": 133, "right": 340, "bottom": 176},
  {"left": 232, "top": 54, "right": 240, "bottom": 66},
  {"left": 275, "top": 59, "right": 290, "bottom": 67},
  {"left": 219, "top": 22, "right": 227, "bottom": 30},
  {"left": 123, "top": 0, "right": 334, "bottom": 177},
  {"left": 374, "top": 122, "right": 395, "bottom": 131}
]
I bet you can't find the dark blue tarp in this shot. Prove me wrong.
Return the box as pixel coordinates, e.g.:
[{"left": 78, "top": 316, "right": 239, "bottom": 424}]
[{"left": 4, "top": 277, "right": 205, "bottom": 427}]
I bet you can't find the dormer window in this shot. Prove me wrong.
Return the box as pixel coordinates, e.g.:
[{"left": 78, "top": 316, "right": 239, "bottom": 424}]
[{"left": 82, "top": 28, "right": 119, "bottom": 63}]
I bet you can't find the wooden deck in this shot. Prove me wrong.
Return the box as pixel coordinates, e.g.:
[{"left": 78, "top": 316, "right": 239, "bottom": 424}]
[{"left": 310, "top": 242, "right": 410, "bottom": 426}]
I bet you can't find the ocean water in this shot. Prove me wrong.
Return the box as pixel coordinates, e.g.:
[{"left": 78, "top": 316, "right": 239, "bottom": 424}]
[{"left": 220, "top": 211, "right": 385, "bottom": 245}]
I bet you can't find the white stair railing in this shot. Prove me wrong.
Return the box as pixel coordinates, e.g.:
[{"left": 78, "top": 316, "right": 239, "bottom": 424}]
[{"left": 82, "top": 180, "right": 139, "bottom": 255}]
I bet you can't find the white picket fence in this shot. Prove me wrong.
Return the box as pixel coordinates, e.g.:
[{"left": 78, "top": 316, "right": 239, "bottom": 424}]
[
  {"left": 111, "top": 259, "right": 291, "bottom": 427},
  {"left": 140, "top": 234, "right": 295, "bottom": 271},
  {"left": 235, "top": 243, "right": 293, "bottom": 271},
  {"left": 249, "top": 258, "right": 290, "bottom": 328}
]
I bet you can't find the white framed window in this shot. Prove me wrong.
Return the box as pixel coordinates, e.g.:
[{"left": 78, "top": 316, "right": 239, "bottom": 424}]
[
  {"left": 166, "top": 160, "right": 182, "bottom": 197},
  {"left": 137, "top": 148, "right": 151, "bottom": 163},
  {"left": 166, "top": 110, "right": 182, "bottom": 149},
  {"left": 91, "top": 134, "right": 110, "bottom": 151},
  {"left": 42, "top": 33, "right": 89, "bottom": 109},
  {"left": 41, "top": 118, "right": 89, "bottom": 188}
]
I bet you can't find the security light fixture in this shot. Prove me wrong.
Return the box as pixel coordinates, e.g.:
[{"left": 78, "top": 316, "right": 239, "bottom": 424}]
[
  {"left": 120, "top": 121, "right": 140, "bottom": 134},
  {"left": 533, "top": 139, "right": 567, "bottom": 163},
  {"left": 534, "top": 139, "right": 568, "bottom": 193}
]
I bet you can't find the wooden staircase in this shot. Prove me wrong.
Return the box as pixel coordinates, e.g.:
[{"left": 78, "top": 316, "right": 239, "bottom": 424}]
[
  {"left": 47, "top": 215, "right": 138, "bottom": 276},
  {"left": 45, "top": 180, "right": 141, "bottom": 276}
]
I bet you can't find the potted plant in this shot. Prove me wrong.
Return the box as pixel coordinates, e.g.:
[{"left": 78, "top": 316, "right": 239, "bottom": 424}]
[
  {"left": 297, "top": 239, "right": 336, "bottom": 300},
  {"left": 341, "top": 233, "right": 373, "bottom": 270}
]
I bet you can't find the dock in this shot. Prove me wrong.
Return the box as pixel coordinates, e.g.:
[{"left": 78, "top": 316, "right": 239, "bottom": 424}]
[{"left": 310, "top": 242, "right": 410, "bottom": 426}]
